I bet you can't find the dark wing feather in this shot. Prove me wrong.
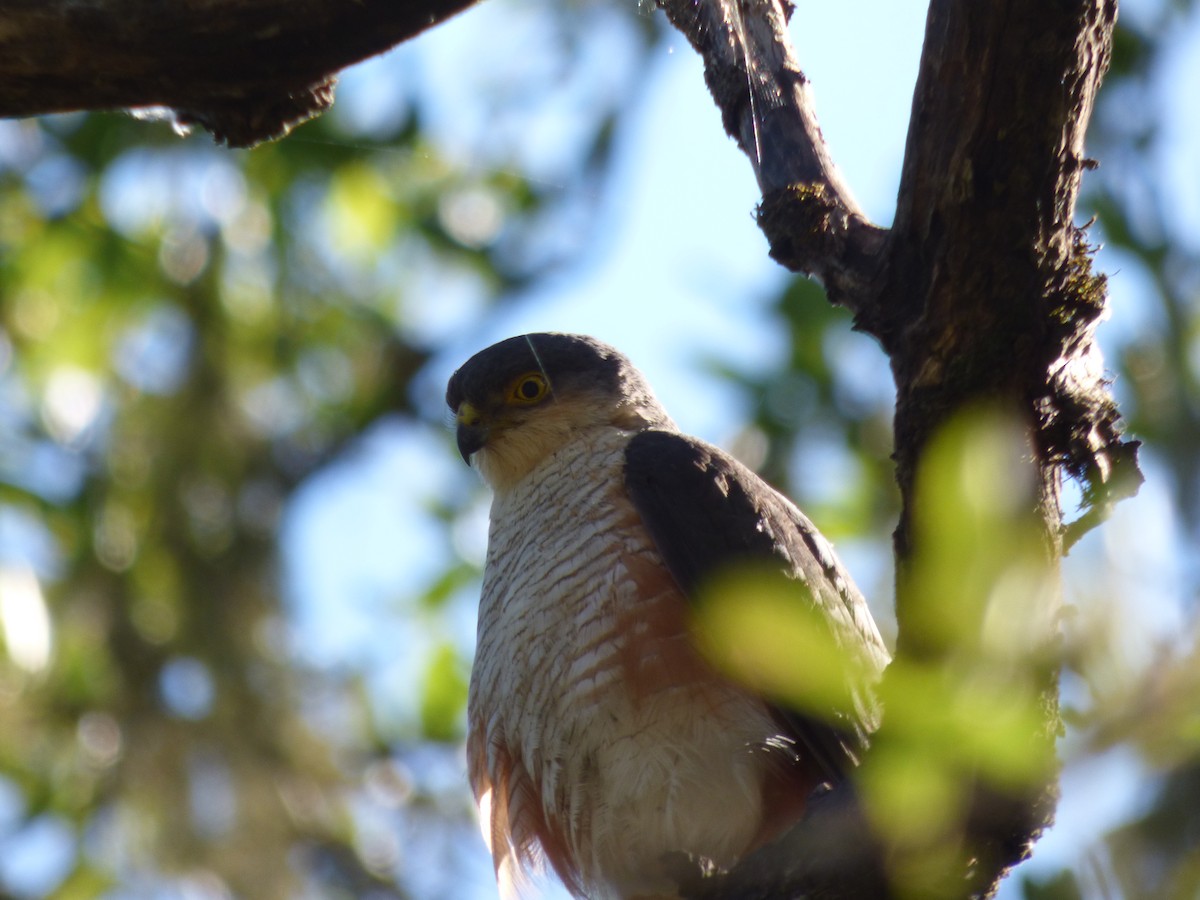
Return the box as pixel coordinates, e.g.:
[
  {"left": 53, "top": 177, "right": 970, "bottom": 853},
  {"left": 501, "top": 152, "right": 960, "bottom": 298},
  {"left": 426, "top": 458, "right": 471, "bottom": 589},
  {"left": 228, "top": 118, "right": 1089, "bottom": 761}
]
[{"left": 623, "top": 429, "right": 889, "bottom": 782}]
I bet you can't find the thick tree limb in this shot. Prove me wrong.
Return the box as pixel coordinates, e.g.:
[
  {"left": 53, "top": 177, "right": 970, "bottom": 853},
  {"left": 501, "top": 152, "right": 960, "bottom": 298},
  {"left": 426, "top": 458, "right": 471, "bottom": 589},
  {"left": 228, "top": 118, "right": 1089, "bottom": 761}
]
[
  {"left": 883, "top": 0, "right": 1136, "bottom": 588},
  {"left": 0, "top": 0, "right": 480, "bottom": 146}
]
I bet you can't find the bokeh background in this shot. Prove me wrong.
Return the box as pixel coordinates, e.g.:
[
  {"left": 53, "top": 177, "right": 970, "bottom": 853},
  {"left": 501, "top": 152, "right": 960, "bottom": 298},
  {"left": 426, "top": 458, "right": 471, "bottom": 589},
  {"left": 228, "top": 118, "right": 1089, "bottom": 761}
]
[{"left": 1, "top": 0, "right": 1198, "bottom": 897}]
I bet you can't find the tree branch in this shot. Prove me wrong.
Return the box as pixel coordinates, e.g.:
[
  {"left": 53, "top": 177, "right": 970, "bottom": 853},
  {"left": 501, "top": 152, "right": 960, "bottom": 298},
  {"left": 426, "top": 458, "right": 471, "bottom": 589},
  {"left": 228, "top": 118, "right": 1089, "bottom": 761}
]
[
  {"left": 0, "top": 0, "right": 481, "bottom": 146},
  {"left": 656, "top": 0, "right": 887, "bottom": 313}
]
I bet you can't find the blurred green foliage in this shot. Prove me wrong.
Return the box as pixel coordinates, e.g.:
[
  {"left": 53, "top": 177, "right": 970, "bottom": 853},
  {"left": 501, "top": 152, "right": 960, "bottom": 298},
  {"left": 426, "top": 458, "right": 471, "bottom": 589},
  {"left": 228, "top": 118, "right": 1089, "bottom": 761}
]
[
  {"left": 695, "top": 563, "right": 875, "bottom": 715},
  {"left": 0, "top": 1, "right": 1197, "bottom": 899},
  {"left": 0, "top": 106, "right": 466, "bottom": 894},
  {"left": 1053, "top": 3, "right": 1200, "bottom": 898},
  {"left": 869, "top": 410, "right": 1058, "bottom": 898},
  {"left": 0, "top": 3, "right": 655, "bottom": 893}
]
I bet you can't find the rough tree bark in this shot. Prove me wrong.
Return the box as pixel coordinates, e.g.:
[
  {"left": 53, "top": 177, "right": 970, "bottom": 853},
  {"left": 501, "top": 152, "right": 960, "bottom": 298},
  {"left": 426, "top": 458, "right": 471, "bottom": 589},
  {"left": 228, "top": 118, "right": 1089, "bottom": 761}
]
[
  {"left": 2, "top": 0, "right": 1143, "bottom": 896},
  {"left": 0, "top": 0, "right": 480, "bottom": 146}
]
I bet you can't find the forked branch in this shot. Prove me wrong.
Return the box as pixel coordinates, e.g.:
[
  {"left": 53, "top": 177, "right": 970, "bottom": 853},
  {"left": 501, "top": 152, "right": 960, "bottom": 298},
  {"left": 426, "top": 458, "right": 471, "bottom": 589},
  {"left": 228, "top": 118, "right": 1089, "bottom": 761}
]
[{"left": 656, "top": 0, "right": 888, "bottom": 314}]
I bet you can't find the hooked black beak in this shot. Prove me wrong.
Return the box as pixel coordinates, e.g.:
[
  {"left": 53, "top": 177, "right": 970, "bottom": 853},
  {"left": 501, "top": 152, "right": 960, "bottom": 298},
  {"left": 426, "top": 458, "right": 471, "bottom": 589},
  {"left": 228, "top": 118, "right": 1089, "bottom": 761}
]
[{"left": 455, "top": 403, "right": 488, "bottom": 463}]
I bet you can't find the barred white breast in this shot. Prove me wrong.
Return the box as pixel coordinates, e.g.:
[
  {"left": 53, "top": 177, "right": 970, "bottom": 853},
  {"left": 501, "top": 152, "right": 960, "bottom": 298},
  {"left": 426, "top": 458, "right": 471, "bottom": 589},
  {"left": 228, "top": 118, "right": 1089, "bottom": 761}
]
[{"left": 468, "top": 426, "right": 789, "bottom": 899}]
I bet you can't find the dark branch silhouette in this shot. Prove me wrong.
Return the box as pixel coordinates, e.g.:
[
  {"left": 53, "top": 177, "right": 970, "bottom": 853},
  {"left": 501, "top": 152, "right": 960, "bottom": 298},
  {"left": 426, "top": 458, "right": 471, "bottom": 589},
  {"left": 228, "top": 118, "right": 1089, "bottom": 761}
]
[{"left": 0, "top": 0, "right": 481, "bottom": 146}]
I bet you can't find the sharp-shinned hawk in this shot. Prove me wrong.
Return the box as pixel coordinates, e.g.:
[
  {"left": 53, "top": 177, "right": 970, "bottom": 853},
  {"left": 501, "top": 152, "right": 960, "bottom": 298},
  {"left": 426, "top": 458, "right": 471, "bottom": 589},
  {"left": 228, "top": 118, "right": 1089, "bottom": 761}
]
[{"left": 446, "top": 333, "right": 888, "bottom": 898}]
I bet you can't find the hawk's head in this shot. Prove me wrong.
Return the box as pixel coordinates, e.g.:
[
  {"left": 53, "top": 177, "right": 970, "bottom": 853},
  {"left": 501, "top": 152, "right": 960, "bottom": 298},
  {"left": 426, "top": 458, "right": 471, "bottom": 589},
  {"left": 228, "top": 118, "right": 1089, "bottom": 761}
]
[{"left": 446, "top": 333, "right": 674, "bottom": 489}]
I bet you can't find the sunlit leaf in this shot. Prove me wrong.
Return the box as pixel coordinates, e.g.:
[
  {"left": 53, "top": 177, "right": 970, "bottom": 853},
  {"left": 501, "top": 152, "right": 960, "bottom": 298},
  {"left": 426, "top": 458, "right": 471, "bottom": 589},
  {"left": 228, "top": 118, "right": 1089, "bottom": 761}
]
[
  {"left": 693, "top": 564, "right": 872, "bottom": 715},
  {"left": 419, "top": 642, "right": 469, "bottom": 743}
]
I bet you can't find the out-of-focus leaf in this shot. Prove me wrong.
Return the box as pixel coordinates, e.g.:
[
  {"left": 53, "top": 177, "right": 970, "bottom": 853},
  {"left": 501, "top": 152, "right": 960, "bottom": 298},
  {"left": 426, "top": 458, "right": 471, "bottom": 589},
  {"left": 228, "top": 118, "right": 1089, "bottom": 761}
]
[
  {"left": 418, "top": 562, "right": 477, "bottom": 611},
  {"left": 419, "top": 642, "right": 468, "bottom": 743},
  {"left": 1020, "top": 869, "right": 1085, "bottom": 900},
  {"left": 50, "top": 861, "right": 116, "bottom": 900},
  {"left": 693, "top": 564, "right": 870, "bottom": 714},
  {"left": 855, "top": 409, "right": 1058, "bottom": 894}
]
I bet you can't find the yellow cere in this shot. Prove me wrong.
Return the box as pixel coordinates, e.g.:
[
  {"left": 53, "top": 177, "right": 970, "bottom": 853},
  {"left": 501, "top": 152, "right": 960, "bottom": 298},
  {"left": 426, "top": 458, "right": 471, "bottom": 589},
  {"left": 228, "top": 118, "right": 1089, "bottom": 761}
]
[{"left": 456, "top": 401, "right": 482, "bottom": 426}]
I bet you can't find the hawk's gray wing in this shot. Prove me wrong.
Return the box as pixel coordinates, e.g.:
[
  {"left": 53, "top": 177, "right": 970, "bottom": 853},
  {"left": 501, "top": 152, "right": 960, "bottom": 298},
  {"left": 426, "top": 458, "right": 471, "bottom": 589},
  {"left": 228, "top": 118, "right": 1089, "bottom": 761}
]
[{"left": 623, "top": 429, "right": 889, "bottom": 782}]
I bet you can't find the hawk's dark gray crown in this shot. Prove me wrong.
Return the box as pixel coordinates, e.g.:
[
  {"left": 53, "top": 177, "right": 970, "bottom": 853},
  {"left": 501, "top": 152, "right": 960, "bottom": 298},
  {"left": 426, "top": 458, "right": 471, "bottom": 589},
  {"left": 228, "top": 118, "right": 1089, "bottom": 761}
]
[{"left": 446, "top": 333, "right": 626, "bottom": 411}]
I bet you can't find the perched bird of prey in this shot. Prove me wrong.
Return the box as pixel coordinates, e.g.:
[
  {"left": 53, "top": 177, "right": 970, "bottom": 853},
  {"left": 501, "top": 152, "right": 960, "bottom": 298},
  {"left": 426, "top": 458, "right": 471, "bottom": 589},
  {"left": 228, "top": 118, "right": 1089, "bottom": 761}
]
[{"left": 447, "top": 333, "right": 888, "bottom": 899}]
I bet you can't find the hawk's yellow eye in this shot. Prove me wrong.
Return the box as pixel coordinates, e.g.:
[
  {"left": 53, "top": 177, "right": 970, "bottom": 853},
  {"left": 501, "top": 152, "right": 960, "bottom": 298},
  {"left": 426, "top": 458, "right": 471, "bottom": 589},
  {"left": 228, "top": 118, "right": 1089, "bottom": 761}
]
[{"left": 509, "top": 372, "right": 549, "bottom": 404}]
